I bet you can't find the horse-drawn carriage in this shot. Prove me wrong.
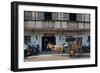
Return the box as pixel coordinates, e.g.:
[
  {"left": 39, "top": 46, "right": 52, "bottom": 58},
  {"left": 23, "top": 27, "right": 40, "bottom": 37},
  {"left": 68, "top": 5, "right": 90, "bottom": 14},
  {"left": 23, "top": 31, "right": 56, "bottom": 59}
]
[{"left": 47, "top": 41, "right": 81, "bottom": 57}]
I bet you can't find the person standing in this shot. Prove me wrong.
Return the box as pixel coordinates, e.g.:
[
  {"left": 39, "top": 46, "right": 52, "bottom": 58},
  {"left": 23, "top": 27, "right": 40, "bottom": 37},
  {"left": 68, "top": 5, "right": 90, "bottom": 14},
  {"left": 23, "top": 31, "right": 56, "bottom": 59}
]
[{"left": 24, "top": 43, "right": 28, "bottom": 59}]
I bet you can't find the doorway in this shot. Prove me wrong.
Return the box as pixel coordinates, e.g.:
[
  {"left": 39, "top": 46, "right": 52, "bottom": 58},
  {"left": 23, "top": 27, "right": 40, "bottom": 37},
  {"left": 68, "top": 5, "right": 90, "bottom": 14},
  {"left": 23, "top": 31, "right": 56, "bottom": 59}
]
[{"left": 42, "top": 37, "right": 56, "bottom": 51}]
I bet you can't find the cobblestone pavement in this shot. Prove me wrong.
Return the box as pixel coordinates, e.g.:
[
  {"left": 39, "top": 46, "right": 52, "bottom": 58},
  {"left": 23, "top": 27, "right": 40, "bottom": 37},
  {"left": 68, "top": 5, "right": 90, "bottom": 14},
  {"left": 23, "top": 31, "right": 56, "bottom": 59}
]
[{"left": 24, "top": 53, "right": 90, "bottom": 62}]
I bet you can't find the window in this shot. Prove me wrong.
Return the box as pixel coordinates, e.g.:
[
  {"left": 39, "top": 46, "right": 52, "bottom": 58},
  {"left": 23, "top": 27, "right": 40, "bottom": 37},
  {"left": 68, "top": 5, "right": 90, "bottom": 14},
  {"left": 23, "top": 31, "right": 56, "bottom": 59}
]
[
  {"left": 44, "top": 12, "right": 52, "bottom": 20},
  {"left": 84, "top": 14, "right": 90, "bottom": 22},
  {"left": 63, "top": 13, "right": 69, "bottom": 20},
  {"left": 24, "top": 11, "right": 32, "bottom": 21},
  {"left": 24, "top": 36, "right": 31, "bottom": 43},
  {"left": 69, "top": 13, "right": 76, "bottom": 21},
  {"left": 52, "top": 12, "right": 58, "bottom": 20},
  {"left": 77, "top": 14, "right": 90, "bottom": 22},
  {"left": 36, "top": 12, "right": 44, "bottom": 20},
  {"left": 59, "top": 13, "right": 63, "bottom": 20},
  {"left": 77, "top": 14, "right": 82, "bottom": 21}
]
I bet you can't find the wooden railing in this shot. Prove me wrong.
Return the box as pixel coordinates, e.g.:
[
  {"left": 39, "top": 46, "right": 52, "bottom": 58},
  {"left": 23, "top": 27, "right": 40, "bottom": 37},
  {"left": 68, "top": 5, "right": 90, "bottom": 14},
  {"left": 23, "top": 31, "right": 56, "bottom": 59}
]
[{"left": 24, "top": 21, "right": 90, "bottom": 30}]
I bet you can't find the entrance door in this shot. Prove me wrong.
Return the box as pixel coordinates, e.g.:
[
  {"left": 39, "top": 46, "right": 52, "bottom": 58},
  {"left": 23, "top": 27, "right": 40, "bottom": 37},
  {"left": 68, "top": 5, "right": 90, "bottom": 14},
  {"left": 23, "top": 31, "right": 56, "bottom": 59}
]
[{"left": 42, "top": 37, "right": 55, "bottom": 51}]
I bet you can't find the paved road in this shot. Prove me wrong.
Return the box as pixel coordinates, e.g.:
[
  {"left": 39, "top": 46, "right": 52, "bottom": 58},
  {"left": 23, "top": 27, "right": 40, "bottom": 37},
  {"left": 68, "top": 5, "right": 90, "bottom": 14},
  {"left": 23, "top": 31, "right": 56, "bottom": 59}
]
[{"left": 24, "top": 53, "right": 90, "bottom": 62}]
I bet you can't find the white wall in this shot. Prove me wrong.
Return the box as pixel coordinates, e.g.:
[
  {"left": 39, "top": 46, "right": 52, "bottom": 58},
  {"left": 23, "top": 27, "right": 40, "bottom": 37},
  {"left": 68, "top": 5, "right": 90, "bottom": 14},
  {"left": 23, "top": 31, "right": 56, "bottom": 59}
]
[
  {"left": 31, "top": 34, "right": 42, "bottom": 51},
  {"left": 82, "top": 36, "right": 89, "bottom": 46},
  {"left": 56, "top": 35, "right": 66, "bottom": 45},
  {"left": 0, "top": 0, "right": 99, "bottom": 73},
  {"left": 24, "top": 31, "right": 43, "bottom": 51}
]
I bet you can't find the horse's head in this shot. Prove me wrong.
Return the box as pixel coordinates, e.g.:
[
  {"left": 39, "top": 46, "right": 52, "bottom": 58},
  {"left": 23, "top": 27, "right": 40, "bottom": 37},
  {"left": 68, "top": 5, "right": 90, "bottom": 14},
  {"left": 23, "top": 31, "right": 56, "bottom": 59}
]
[
  {"left": 47, "top": 44, "right": 50, "bottom": 49},
  {"left": 47, "top": 44, "right": 54, "bottom": 50}
]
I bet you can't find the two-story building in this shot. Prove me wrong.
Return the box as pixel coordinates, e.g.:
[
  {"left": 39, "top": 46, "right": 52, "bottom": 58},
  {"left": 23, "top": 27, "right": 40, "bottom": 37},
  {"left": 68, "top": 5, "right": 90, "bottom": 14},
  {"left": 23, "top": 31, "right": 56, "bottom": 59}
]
[{"left": 24, "top": 11, "right": 90, "bottom": 52}]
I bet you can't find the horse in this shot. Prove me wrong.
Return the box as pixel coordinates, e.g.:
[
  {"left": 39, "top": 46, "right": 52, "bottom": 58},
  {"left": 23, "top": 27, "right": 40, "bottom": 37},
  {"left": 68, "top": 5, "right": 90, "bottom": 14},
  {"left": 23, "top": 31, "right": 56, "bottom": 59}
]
[
  {"left": 69, "top": 42, "right": 81, "bottom": 57},
  {"left": 47, "top": 44, "right": 64, "bottom": 54}
]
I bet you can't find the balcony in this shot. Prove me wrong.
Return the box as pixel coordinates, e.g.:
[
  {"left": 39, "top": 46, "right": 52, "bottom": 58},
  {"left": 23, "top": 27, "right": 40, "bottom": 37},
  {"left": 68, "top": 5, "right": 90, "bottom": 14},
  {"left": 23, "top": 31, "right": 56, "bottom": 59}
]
[{"left": 24, "top": 21, "right": 90, "bottom": 31}]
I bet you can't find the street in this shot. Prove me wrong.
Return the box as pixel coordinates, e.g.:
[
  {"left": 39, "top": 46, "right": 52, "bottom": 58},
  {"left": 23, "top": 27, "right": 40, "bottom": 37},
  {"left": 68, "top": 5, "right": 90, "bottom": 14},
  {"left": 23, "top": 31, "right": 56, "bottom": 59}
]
[{"left": 24, "top": 53, "right": 90, "bottom": 62}]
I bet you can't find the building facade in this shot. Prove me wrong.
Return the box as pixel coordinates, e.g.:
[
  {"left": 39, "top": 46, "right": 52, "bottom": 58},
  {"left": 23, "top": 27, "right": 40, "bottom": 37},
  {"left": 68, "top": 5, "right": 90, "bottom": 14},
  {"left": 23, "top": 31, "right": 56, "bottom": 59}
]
[{"left": 24, "top": 11, "right": 90, "bottom": 52}]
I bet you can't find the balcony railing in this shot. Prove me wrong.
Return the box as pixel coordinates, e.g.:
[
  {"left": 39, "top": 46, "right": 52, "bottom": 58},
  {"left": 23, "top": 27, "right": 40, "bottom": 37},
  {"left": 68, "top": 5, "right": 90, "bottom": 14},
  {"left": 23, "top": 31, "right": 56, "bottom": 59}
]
[{"left": 24, "top": 21, "right": 90, "bottom": 30}]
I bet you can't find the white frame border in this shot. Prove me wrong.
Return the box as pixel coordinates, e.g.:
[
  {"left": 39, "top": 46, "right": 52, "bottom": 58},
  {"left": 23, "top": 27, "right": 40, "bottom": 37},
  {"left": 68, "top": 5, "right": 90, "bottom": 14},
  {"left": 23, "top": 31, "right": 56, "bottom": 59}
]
[{"left": 18, "top": 5, "right": 96, "bottom": 69}]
